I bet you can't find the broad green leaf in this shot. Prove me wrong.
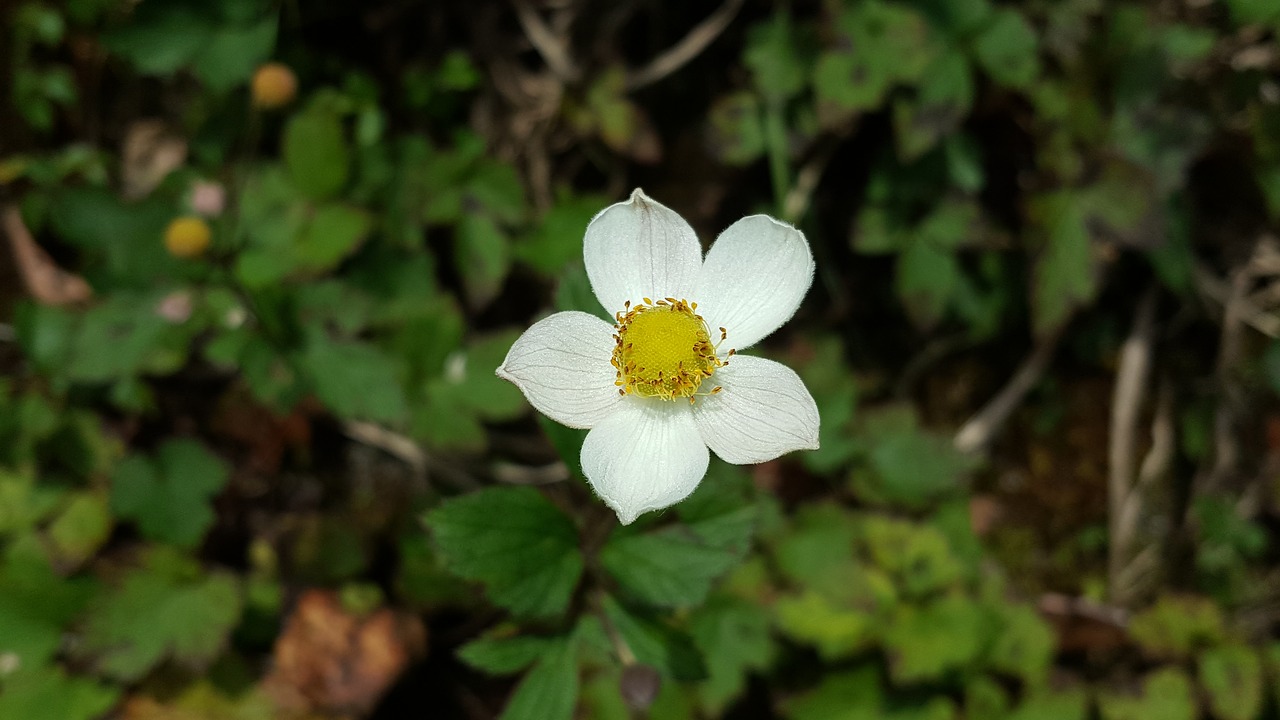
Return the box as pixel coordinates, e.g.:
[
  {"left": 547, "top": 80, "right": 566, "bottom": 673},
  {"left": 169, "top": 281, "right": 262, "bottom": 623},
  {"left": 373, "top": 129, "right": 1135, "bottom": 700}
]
[
  {"left": 1223, "top": 0, "right": 1280, "bottom": 26},
  {"left": 883, "top": 596, "right": 990, "bottom": 682},
  {"left": 860, "top": 516, "right": 964, "bottom": 597},
  {"left": 1127, "top": 594, "right": 1224, "bottom": 661},
  {"left": 744, "top": 13, "right": 809, "bottom": 104},
  {"left": 0, "top": 665, "right": 119, "bottom": 720},
  {"left": 190, "top": 14, "right": 276, "bottom": 92},
  {"left": 284, "top": 108, "right": 349, "bottom": 200},
  {"left": 1098, "top": 668, "right": 1195, "bottom": 720},
  {"left": 896, "top": 239, "right": 960, "bottom": 330},
  {"left": 110, "top": 439, "right": 230, "bottom": 548},
  {"left": 600, "top": 527, "right": 740, "bottom": 608},
  {"left": 105, "top": 5, "right": 212, "bottom": 74},
  {"left": 414, "top": 381, "right": 487, "bottom": 452},
  {"left": 0, "top": 542, "right": 97, "bottom": 675},
  {"left": 973, "top": 9, "right": 1040, "bottom": 89},
  {"left": 80, "top": 548, "right": 242, "bottom": 681},
  {"left": 1006, "top": 688, "right": 1088, "bottom": 720},
  {"left": 988, "top": 604, "right": 1055, "bottom": 686},
  {"left": 690, "top": 597, "right": 773, "bottom": 713},
  {"left": 459, "top": 634, "right": 558, "bottom": 675},
  {"left": 602, "top": 595, "right": 706, "bottom": 681},
  {"left": 515, "top": 194, "right": 610, "bottom": 275},
  {"left": 455, "top": 213, "right": 510, "bottom": 308},
  {"left": 893, "top": 51, "right": 973, "bottom": 161},
  {"left": 453, "top": 330, "right": 526, "bottom": 421},
  {"left": 855, "top": 407, "right": 975, "bottom": 509},
  {"left": 500, "top": 640, "right": 579, "bottom": 720},
  {"left": 425, "top": 487, "right": 582, "bottom": 618},
  {"left": 297, "top": 334, "right": 407, "bottom": 423},
  {"left": 1198, "top": 645, "right": 1262, "bottom": 720},
  {"left": 1028, "top": 191, "right": 1097, "bottom": 336},
  {"left": 676, "top": 462, "right": 758, "bottom": 553},
  {"left": 782, "top": 666, "right": 884, "bottom": 720},
  {"left": 44, "top": 491, "right": 113, "bottom": 568},
  {"left": 296, "top": 203, "right": 371, "bottom": 271},
  {"left": 774, "top": 590, "right": 875, "bottom": 659}
]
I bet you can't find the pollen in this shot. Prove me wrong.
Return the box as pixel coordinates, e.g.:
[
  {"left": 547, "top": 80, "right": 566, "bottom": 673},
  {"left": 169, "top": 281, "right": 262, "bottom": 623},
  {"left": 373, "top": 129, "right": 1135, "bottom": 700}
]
[{"left": 612, "top": 298, "right": 729, "bottom": 401}]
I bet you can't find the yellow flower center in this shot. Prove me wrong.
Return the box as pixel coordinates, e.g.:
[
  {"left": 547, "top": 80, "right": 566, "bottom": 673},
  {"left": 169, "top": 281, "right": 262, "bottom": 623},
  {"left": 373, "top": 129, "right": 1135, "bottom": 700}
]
[{"left": 612, "top": 298, "right": 731, "bottom": 402}]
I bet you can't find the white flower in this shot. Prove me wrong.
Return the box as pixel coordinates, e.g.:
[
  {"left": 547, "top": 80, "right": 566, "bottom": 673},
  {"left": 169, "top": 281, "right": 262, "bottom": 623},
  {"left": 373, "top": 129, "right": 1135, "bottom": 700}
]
[{"left": 497, "top": 189, "right": 820, "bottom": 524}]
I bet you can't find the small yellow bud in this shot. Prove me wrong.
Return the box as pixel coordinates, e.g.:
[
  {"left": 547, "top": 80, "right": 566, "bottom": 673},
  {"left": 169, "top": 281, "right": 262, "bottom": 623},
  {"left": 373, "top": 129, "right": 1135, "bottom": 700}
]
[
  {"left": 164, "top": 216, "right": 212, "bottom": 258},
  {"left": 251, "top": 62, "right": 298, "bottom": 109}
]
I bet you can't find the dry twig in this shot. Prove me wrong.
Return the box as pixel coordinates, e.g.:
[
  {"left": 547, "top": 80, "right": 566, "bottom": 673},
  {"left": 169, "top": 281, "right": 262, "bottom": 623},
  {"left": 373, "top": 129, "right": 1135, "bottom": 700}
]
[{"left": 625, "top": 0, "right": 746, "bottom": 91}]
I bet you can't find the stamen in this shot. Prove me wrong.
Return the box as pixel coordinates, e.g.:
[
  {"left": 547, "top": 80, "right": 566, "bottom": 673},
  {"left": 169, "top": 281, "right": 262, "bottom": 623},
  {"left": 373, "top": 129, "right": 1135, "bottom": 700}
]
[{"left": 611, "top": 297, "right": 727, "bottom": 401}]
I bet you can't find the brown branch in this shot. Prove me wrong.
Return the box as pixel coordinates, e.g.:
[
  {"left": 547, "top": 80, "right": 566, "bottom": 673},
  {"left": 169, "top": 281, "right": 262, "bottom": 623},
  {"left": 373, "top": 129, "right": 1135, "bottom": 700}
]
[
  {"left": 625, "top": 0, "right": 745, "bottom": 91},
  {"left": 511, "top": 0, "right": 579, "bottom": 83}
]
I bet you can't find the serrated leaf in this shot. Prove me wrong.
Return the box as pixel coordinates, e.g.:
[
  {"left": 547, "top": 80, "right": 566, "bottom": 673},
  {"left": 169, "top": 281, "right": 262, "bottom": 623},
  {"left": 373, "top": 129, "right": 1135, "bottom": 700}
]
[
  {"left": 110, "top": 439, "right": 230, "bottom": 549},
  {"left": 45, "top": 491, "right": 113, "bottom": 568},
  {"left": 602, "top": 595, "right": 706, "bottom": 681},
  {"left": 988, "top": 604, "right": 1055, "bottom": 686},
  {"left": 745, "top": 13, "right": 809, "bottom": 104},
  {"left": 856, "top": 407, "right": 975, "bottom": 509},
  {"left": 706, "top": 92, "right": 766, "bottom": 166},
  {"left": 425, "top": 487, "right": 582, "bottom": 618},
  {"left": 284, "top": 109, "right": 349, "bottom": 200},
  {"left": 298, "top": 334, "right": 407, "bottom": 423},
  {"left": 600, "top": 527, "right": 739, "bottom": 608},
  {"left": 896, "top": 239, "right": 960, "bottom": 330},
  {"left": 774, "top": 590, "right": 875, "bottom": 659},
  {"left": 516, "top": 194, "right": 610, "bottom": 275},
  {"left": 0, "top": 542, "right": 97, "bottom": 674},
  {"left": 80, "top": 549, "right": 242, "bottom": 681},
  {"left": 676, "top": 462, "right": 758, "bottom": 553},
  {"left": 500, "top": 640, "right": 579, "bottom": 720},
  {"left": 1127, "top": 594, "right": 1224, "bottom": 661},
  {"left": 1029, "top": 191, "right": 1098, "bottom": 336}
]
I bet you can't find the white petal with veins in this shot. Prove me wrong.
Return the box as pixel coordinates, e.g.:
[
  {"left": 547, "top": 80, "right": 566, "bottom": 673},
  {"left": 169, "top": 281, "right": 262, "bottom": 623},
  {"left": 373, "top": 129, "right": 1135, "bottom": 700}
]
[
  {"left": 584, "top": 188, "right": 703, "bottom": 316},
  {"left": 496, "top": 311, "right": 623, "bottom": 429},
  {"left": 580, "top": 398, "right": 709, "bottom": 524},
  {"left": 691, "top": 354, "right": 820, "bottom": 464},
  {"left": 693, "top": 215, "right": 813, "bottom": 350}
]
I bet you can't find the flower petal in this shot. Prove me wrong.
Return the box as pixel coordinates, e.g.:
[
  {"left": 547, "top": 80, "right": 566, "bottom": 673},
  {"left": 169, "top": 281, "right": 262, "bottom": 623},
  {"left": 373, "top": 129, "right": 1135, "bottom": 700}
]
[
  {"left": 583, "top": 188, "right": 703, "bottom": 316},
  {"left": 691, "top": 354, "right": 819, "bottom": 464},
  {"left": 692, "top": 215, "right": 814, "bottom": 349},
  {"left": 496, "top": 311, "right": 622, "bottom": 429},
  {"left": 580, "top": 398, "right": 709, "bottom": 524}
]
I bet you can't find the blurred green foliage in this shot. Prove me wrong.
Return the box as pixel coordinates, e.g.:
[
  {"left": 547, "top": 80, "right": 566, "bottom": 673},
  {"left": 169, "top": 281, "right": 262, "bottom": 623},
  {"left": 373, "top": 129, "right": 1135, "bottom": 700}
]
[{"left": 3, "top": 0, "right": 1280, "bottom": 719}]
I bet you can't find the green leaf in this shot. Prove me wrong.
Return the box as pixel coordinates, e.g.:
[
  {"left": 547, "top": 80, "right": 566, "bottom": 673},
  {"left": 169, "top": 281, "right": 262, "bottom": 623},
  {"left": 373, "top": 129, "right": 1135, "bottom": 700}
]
[
  {"left": 105, "top": 5, "right": 212, "bottom": 75},
  {"left": 677, "top": 462, "right": 758, "bottom": 554},
  {"left": 296, "top": 203, "right": 371, "bottom": 272},
  {"left": 190, "top": 14, "right": 276, "bottom": 92},
  {"left": 1028, "top": 191, "right": 1098, "bottom": 336},
  {"left": 860, "top": 515, "right": 964, "bottom": 598},
  {"left": 600, "top": 527, "right": 740, "bottom": 608},
  {"left": 516, "top": 194, "right": 610, "bottom": 275},
  {"left": 425, "top": 487, "right": 583, "bottom": 618},
  {"left": 774, "top": 590, "right": 875, "bottom": 659},
  {"left": 110, "top": 439, "right": 230, "bottom": 549},
  {"left": 1224, "top": 0, "right": 1280, "bottom": 25},
  {"left": 690, "top": 597, "right": 773, "bottom": 713},
  {"left": 0, "top": 665, "right": 119, "bottom": 720},
  {"left": 854, "top": 406, "right": 975, "bottom": 509},
  {"left": 1198, "top": 645, "right": 1262, "bottom": 720},
  {"left": 602, "top": 595, "right": 706, "bottom": 681},
  {"left": 706, "top": 92, "right": 766, "bottom": 166},
  {"left": 988, "top": 604, "right": 1055, "bottom": 686},
  {"left": 284, "top": 108, "right": 350, "bottom": 200},
  {"left": 1006, "top": 688, "right": 1088, "bottom": 720},
  {"left": 883, "top": 596, "right": 990, "bottom": 682},
  {"left": 1098, "top": 668, "right": 1195, "bottom": 720},
  {"left": 44, "top": 491, "right": 113, "bottom": 568},
  {"left": 459, "top": 634, "right": 558, "bottom": 675},
  {"left": 744, "top": 13, "right": 809, "bottom": 104},
  {"left": 0, "top": 542, "right": 97, "bottom": 675},
  {"left": 972, "top": 9, "right": 1040, "bottom": 89},
  {"left": 500, "top": 640, "right": 579, "bottom": 720},
  {"left": 1127, "top": 594, "right": 1225, "bottom": 661},
  {"left": 80, "top": 548, "right": 242, "bottom": 681},
  {"left": 298, "top": 334, "right": 407, "bottom": 423},
  {"left": 896, "top": 239, "right": 960, "bottom": 330},
  {"left": 455, "top": 213, "right": 511, "bottom": 308},
  {"left": 782, "top": 666, "right": 884, "bottom": 720}
]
